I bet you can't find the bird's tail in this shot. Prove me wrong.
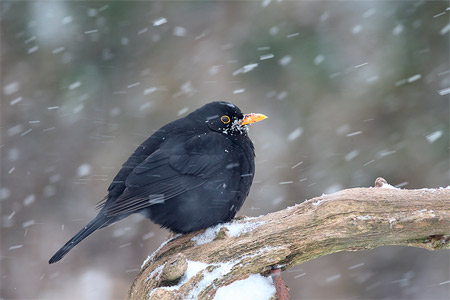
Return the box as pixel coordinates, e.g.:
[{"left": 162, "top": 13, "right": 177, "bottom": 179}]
[{"left": 49, "top": 215, "right": 110, "bottom": 264}]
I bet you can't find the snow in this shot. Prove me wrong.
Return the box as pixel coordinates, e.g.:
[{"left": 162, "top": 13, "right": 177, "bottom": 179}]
[
  {"left": 440, "top": 23, "right": 450, "bottom": 35},
  {"left": 177, "top": 107, "right": 189, "bottom": 116},
  {"left": 349, "top": 263, "right": 365, "bottom": 270},
  {"left": 224, "top": 220, "right": 264, "bottom": 238},
  {"left": 314, "top": 54, "right": 324, "bottom": 65},
  {"left": 346, "top": 131, "right": 362, "bottom": 137},
  {"left": 392, "top": 24, "right": 404, "bottom": 35},
  {"left": 142, "top": 231, "right": 155, "bottom": 240},
  {"left": 407, "top": 74, "right": 421, "bottom": 83},
  {"left": 426, "top": 130, "right": 442, "bottom": 143},
  {"left": 191, "top": 219, "right": 263, "bottom": 245},
  {"left": 354, "top": 62, "right": 368, "bottom": 68},
  {"left": 28, "top": 45, "right": 39, "bottom": 54},
  {"left": 287, "top": 32, "right": 299, "bottom": 38},
  {"left": 10, "top": 97, "right": 22, "bottom": 105},
  {"left": 214, "top": 274, "right": 275, "bottom": 300},
  {"left": 291, "top": 161, "right": 303, "bottom": 169},
  {"left": 22, "top": 219, "right": 35, "bottom": 228},
  {"left": 352, "top": 25, "right": 362, "bottom": 34},
  {"left": 182, "top": 260, "right": 208, "bottom": 283},
  {"left": 379, "top": 182, "right": 397, "bottom": 189},
  {"left": 326, "top": 273, "right": 341, "bottom": 283},
  {"left": 287, "top": 127, "right": 303, "bottom": 141},
  {"left": 153, "top": 17, "right": 167, "bottom": 26},
  {"left": 345, "top": 150, "right": 359, "bottom": 161},
  {"left": 9, "top": 245, "right": 23, "bottom": 250},
  {"left": 232, "top": 63, "right": 258, "bottom": 76},
  {"left": 141, "top": 234, "right": 181, "bottom": 269},
  {"left": 138, "top": 28, "right": 148, "bottom": 35},
  {"left": 279, "top": 55, "right": 292, "bottom": 66},
  {"left": 260, "top": 53, "right": 274, "bottom": 60},
  {"left": 52, "top": 47, "right": 65, "bottom": 54},
  {"left": 23, "top": 194, "right": 35, "bottom": 206},
  {"left": 173, "top": 26, "right": 187, "bottom": 37},
  {"left": 84, "top": 29, "right": 98, "bottom": 35},
  {"left": 61, "top": 16, "right": 72, "bottom": 24},
  {"left": 438, "top": 87, "right": 450, "bottom": 95},
  {"left": 187, "top": 262, "right": 234, "bottom": 299},
  {"left": 77, "top": 164, "right": 92, "bottom": 177}
]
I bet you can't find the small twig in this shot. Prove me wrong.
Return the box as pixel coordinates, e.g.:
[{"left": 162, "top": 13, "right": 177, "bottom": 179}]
[{"left": 271, "top": 268, "right": 290, "bottom": 300}]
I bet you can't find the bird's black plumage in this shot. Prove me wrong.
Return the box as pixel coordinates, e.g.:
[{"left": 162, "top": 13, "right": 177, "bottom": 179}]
[{"left": 49, "top": 101, "right": 266, "bottom": 264}]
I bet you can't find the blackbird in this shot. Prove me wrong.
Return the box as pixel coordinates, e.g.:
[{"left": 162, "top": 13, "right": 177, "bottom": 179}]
[{"left": 49, "top": 101, "right": 266, "bottom": 263}]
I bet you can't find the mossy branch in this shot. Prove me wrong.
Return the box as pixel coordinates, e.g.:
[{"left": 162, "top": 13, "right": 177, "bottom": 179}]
[{"left": 127, "top": 179, "right": 450, "bottom": 300}]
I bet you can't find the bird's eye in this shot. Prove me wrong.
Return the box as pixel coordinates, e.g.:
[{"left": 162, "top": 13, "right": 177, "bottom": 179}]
[{"left": 220, "top": 115, "right": 230, "bottom": 124}]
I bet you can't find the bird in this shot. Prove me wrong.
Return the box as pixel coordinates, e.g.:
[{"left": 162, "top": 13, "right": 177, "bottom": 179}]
[{"left": 49, "top": 101, "right": 267, "bottom": 263}]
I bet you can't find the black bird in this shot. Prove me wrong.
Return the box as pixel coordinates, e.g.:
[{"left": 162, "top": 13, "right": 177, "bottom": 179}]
[{"left": 49, "top": 101, "right": 266, "bottom": 263}]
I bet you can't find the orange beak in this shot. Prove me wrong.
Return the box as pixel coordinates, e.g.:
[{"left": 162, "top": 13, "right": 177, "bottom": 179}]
[{"left": 239, "top": 113, "right": 268, "bottom": 126}]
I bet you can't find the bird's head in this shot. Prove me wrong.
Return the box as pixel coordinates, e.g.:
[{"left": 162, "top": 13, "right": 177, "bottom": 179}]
[{"left": 196, "top": 101, "right": 267, "bottom": 136}]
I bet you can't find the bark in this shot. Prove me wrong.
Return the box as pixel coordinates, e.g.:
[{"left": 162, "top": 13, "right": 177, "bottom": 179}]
[{"left": 127, "top": 179, "right": 450, "bottom": 300}]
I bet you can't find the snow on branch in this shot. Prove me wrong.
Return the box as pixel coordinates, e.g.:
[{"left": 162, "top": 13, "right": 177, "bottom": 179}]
[{"left": 127, "top": 178, "right": 450, "bottom": 300}]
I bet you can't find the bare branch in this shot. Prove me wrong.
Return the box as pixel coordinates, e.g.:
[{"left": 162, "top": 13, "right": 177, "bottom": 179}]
[{"left": 128, "top": 182, "right": 450, "bottom": 300}]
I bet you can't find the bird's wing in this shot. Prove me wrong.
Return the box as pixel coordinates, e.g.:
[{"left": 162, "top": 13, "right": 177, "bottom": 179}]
[{"left": 104, "top": 133, "right": 228, "bottom": 216}]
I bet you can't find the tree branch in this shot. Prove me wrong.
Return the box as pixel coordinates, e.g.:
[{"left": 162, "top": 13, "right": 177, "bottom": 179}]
[{"left": 127, "top": 179, "right": 450, "bottom": 300}]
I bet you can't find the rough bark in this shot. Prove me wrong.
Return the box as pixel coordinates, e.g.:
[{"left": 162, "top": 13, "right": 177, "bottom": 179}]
[{"left": 128, "top": 179, "right": 450, "bottom": 300}]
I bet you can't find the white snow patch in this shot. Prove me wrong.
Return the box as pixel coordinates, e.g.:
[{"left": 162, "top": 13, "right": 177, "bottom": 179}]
[
  {"left": 312, "top": 200, "right": 323, "bottom": 206},
  {"left": 214, "top": 274, "right": 275, "bottom": 300},
  {"left": 191, "top": 224, "right": 223, "bottom": 245},
  {"left": 379, "top": 182, "right": 397, "bottom": 189},
  {"left": 225, "top": 221, "right": 264, "bottom": 238},
  {"left": 187, "top": 262, "right": 234, "bottom": 299},
  {"left": 426, "top": 131, "right": 442, "bottom": 143},
  {"left": 192, "top": 219, "right": 263, "bottom": 245},
  {"left": 184, "top": 260, "right": 209, "bottom": 280}
]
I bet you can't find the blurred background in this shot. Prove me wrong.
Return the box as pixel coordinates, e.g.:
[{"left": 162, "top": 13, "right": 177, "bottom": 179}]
[{"left": 1, "top": 1, "right": 449, "bottom": 299}]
